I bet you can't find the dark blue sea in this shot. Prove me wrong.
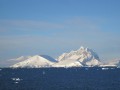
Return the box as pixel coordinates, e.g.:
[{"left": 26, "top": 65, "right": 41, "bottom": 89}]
[{"left": 0, "top": 67, "right": 120, "bottom": 90}]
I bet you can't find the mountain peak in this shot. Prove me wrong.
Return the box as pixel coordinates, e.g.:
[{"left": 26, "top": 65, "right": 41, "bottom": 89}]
[
  {"left": 77, "top": 46, "right": 92, "bottom": 53},
  {"left": 56, "top": 46, "right": 101, "bottom": 67},
  {"left": 79, "top": 46, "right": 85, "bottom": 50}
]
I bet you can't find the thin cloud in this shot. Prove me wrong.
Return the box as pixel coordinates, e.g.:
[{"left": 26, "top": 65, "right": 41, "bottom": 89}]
[
  {"left": 0, "top": 17, "right": 103, "bottom": 33},
  {"left": 0, "top": 20, "right": 64, "bottom": 32},
  {"left": 64, "top": 17, "right": 103, "bottom": 32}
]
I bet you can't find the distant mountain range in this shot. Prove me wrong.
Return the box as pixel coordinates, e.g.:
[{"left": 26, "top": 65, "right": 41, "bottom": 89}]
[{"left": 10, "top": 46, "right": 120, "bottom": 68}]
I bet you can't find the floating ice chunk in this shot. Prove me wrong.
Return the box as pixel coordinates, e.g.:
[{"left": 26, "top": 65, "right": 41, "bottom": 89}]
[
  {"left": 102, "top": 68, "right": 109, "bottom": 70},
  {"left": 110, "top": 68, "right": 115, "bottom": 69},
  {"left": 12, "top": 78, "right": 22, "bottom": 81},
  {"left": 12, "top": 78, "right": 15, "bottom": 80},
  {"left": 16, "top": 78, "right": 20, "bottom": 81},
  {"left": 15, "top": 82, "right": 18, "bottom": 83}
]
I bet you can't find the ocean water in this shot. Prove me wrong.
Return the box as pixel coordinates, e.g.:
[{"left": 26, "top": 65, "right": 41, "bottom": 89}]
[{"left": 0, "top": 67, "right": 120, "bottom": 90}]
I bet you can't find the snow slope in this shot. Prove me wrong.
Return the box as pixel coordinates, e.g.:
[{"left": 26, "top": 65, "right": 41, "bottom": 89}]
[
  {"left": 53, "top": 59, "right": 83, "bottom": 67},
  {"left": 55, "top": 46, "right": 101, "bottom": 67},
  {"left": 11, "top": 55, "right": 57, "bottom": 68},
  {"left": 101, "top": 59, "right": 120, "bottom": 67},
  {"left": 9, "top": 56, "right": 31, "bottom": 62},
  {"left": 7, "top": 56, "right": 32, "bottom": 66}
]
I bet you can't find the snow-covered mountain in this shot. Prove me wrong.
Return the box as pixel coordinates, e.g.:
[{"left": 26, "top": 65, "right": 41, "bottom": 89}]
[
  {"left": 53, "top": 46, "right": 101, "bottom": 67},
  {"left": 11, "top": 55, "right": 57, "bottom": 68},
  {"left": 9, "top": 56, "right": 31, "bottom": 62},
  {"left": 101, "top": 59, "right": 120, "bottom": 67},
  {"left": 7, "top": 56, "right": 32, "bottom": 66},
  {"left": 10, "top": 56, "right": 30, "bottom": 61},
  {"left": 11, "top": 46, "right": 120, "bottom": 68}
]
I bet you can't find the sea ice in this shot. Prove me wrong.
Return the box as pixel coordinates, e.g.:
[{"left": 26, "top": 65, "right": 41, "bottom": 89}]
[{"left": 102, "top": 68, "right": 109, "bottom": 70}]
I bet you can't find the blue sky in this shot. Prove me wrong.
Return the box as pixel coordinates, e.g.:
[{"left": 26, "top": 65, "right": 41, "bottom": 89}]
[{"left": 0, "top": 0, "right": 120, "bottom": 66}]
